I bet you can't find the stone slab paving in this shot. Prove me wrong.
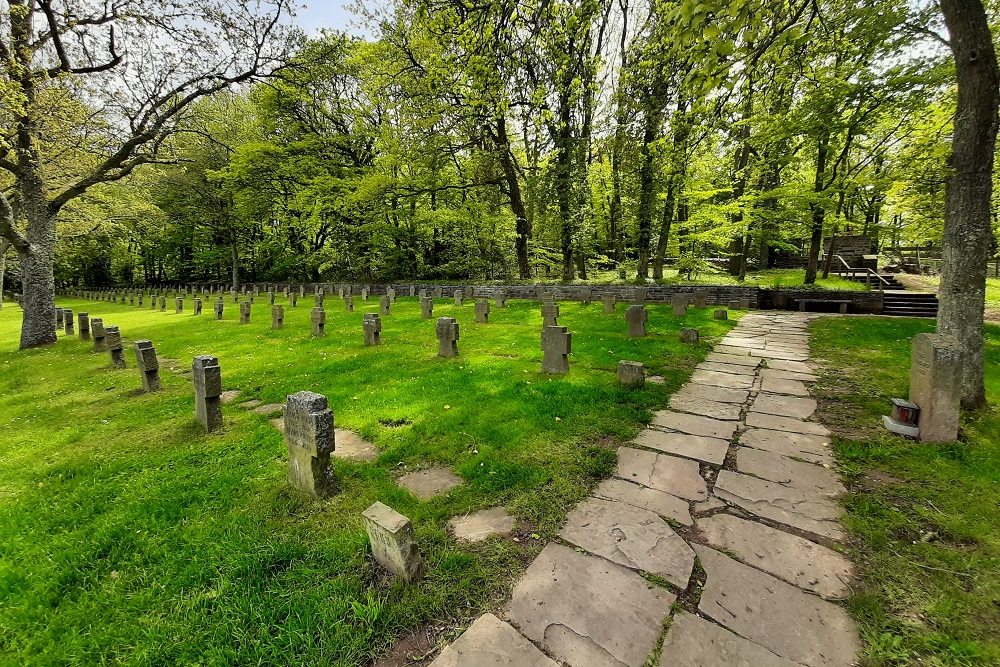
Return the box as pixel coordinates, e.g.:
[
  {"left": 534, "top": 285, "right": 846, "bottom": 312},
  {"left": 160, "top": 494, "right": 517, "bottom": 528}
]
[
  {"left": 429, "top": 313, "right": 859, "bottom": 667},
  {"left": 448, "top": 507, "right": 516, "bottom": 543},
  {"left": 397, "top": 467, "right": 462, "bottom": 500},
  {"left": 429, "top": 613, "right": 557, "bottom": 667}
]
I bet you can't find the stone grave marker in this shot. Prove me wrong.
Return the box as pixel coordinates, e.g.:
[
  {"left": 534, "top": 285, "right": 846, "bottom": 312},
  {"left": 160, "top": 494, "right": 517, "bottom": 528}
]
[
  {"left": 362, "top": 501, "right": 424, "bottom": 582},
  {"left": 363, "top": 313, "right": 382, "bottom": 346},
  {"left": 496, "top": 290, "right": 507, "bottom": 308},
  {"left": 310, "top": 307, "right": 326, "bottom": 336},
  {"left": 193, "top": 355, "right": 223, "bottom": 432},
  {"left": 379, "top": 295, "right": 391, "bottom": 315},
  {"left": 541, "top": 326, "right": 572, "bottom": 374},
  {"left": 409, "top": 285, "right": 416, "bottom": 297},
  {"left": 138, "top": 294, "right": 144, "bottom": 307},
  {"left": 632, "top": 287, "right": 647, "bottom": 305},
  {"left": 271, "top": 305, "right": 284, "bottom": 329},
  {"left": 290, "top": 291, "right": 298, "bottom": 307},
  {"left": 671, "top": 293, "right": 688, "bottom": 317},
  {"left": 55, "top": 307, "right": 64, "bottom": 328},
  {"left": 361, "top": 287, "right": 370, "bottom": 301},
  {"left": 694, "top": 290, "right": 708, "bottom": 308},
  {"left": 419, "top": 288, "right": 428, "bottom": 299},
  {"left": 618, "top": 360, "right": 645, "bottom": 387},
  {"left": 239, "top": 301, "right": 251, "bottom": 324},
  {"left": 580, "top": 286, "right": 592, "bottom": 305},
  {"left": 541, "top": 302, "right": 559, "bottom": 327},
  {"left": 315, "top": 289, "right": 325, "bottom": 307},
  {"left": 134, "top": 340, "right": 161, "bottom": 392},
  {"left": 63, "top": 309, "right": 74, "bottom": 335},
  {"left": 433, "top": 286, "right": 443, "bottom": 298},
  {"left": 626, "top": 304, "right": 648, "bottom": 337},
  {"left": 475, "top": 299, "right": 490, "bottom": 323},
  {"left": 268, "top": 291, "right": 275, "bottom": 306},
  {"left": 454, "top": 289, "right": 464, "bottom": 306},
  {"left": 92, "top": 318, "right": 107, "bottom": 351},
  {"left": 680, "top": 327, "right": 700, "bottom": 343},
  {"left": 214, "top": 298, "right": 224, "bottom": 320},
  {"left": 603, "top": 293, "right": 616, "bottom": 313},
  {"left": 344, "top": 295, "right": 354, "bottom": 312},
  {"left": 193, "top": 298, "right": 202, "bottom": 315},
  {"left": 420, "top": 297, "right": 433, "bottom": 319},
  {"left": 284, "top": 391, "right": 338, "bottom": 497},
  {"left": 159, "top": 296, "right": 167, "bottom": 311},
  {"left": 175, "top": 297, "right": 184, "bottom": 314},
  {"left": 387, "top": 287, "right": 396, "bottom": 303},
  {"left": 714, "top": 309, "right": 728, "bottom": 320},
  {"left": 106, "top": 326, "right": 126, "bottom": 368},
  {"left": 909, "top": 333, "right": 962, "bottom": 442},
  {"left": 436, "top": 317, "right": 459, "bottom": 357},
  {"left": 78, "top": 313, "right": 91, "bottom": 341}
]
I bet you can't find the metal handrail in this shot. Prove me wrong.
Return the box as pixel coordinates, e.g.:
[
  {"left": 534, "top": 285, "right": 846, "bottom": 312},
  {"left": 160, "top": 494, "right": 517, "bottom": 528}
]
[{"left": 831, "top": 254, "right": 890, "bottom": 293}]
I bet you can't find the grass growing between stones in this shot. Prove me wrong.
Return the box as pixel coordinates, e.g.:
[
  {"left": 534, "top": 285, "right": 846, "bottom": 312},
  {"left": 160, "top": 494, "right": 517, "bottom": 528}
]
[
  {"left": 810, "top": 316, "right": 1000, "bottom": 667},
  {"left": 0, "top": 296, "right": 732, "bottom": 665}
]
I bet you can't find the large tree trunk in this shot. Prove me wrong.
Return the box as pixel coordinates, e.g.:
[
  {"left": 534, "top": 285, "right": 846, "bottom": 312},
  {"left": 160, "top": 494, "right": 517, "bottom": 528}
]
[
  {"left": 938, "top": 0, "right": 999, "bottom": 408},
  {"left": 635, "top": 100, "right": 661, "bottom": 278},
  {"left": 230, "top": 231, "right": 240, "bottom": 290},
  {"left": 0, "top": 239, "right": 9, "bottom": 309},
  {"left": 556, "top": 92, "right": 575, "bottom": 281},
  {"left": 496, "top": 117, "right": 532, "bottom": 279},
  {"left": 652, "top": 181, "right": 675, "bottom": 279},
  {"left": 804, "top": 133, "right": 829, "bottom": 284}
]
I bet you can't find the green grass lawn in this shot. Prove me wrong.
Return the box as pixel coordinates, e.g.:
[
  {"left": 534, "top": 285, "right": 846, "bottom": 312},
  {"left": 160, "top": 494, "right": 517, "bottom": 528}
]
[
  {"left": 0, "top": 295, "right": 733, "bottom": 665},
  {"left": 810, "top": 317, "right": 1000, "bottom": 666}
]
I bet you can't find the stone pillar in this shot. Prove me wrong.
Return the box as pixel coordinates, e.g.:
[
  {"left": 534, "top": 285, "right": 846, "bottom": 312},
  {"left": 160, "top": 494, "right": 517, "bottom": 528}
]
[
  {"left": 541, "top": 302, "right": 559, "bottom": 327},
  {"left": 63, "top": 309, "right": 74, "bottom": 335},
  {"left": 214, "top": 299, "right": 224, "bottom": 320},
  {"left": 315, "top": 289, "right": 325, "bottom": 307},
  {"left": 420, "top": 297, "right": 433, "bottom": 319},
  {"left": 541, "top": 326, "right": 572, "bottom": 374},
  {"left": 496, "top": 290, "right": 507, "bottom": 308},
  {"left": 433, "top": 286, "right": 443, "bottom": 298},
  {"left": 344, "top": 295, "right": 354, "bottom": 312},
  {"left": 134, "top": 340, "right": 161, "bottom": 391},
  {"left": 290, "top": 292, "right": 298, "bottom": 307},
  {"left": 194, "top": 298, "right": 202, "bottom": 315},
  {"left": 299, "top": 285, "right": 305, "bottom": 297},
  {"left": 193, "top": 355, "right": 223, "bottom": 432},
  {"left": 362, "top": 502, "right": 424, "bottom": 582},
  {"left": 580, "top": 286, "right": 592, "bottom": 305},
  {"left": 409, "top": 285, "right": 416, "bottom": 297},
  {"left": 379, "top": 295, "right": 391, "bottom": 315},
  {"left": 55, "top": 307, "right": 64, "bottom": 329},
  {"left": 909, "top": 333, "right": 962, "bottom": 442},
  {"left": 78, "top": 313, "right": 91, "bottom": 341},
  {"left": 311, "top": 307, "right": 326, "bottom": 336},
  {"left": 363, "top": 313, "right": 382, "bottom": 346},
  {"left": 284, "top": 391, "right": 338, "bottom": 497},
  {"left": 631, "top": 287, "right": 647, "bottom": 305},
  {"left": 106, "top": 326, "right": 126, "bottom": 368},
  {"left": 271, "top": 305, "right": 284, "bottom": 329},
  {"left": 454, "top": 289, "right": 464, "bottom": 306},
  {"left": 626, "top": 305, "right": 648, "bottom": 337},
  {"left": 157, "top": 296, "right": 165, "bottom": 311},
  {"left": 714, "top": 309, "right": 728, "bottom": 320},
  {"left": 175, "top": 297, "right": 184, "bottom": 314},
  {"left": 436, "top": 317, "right": 459, "bottom": 357},
  {"left": 419, "top": 288, "right": 428, "bottom": 299},
  {"left": 680, "top": 327, "right": 700, "bottom": 343},
  {"left": 138, "top": 294, "right": 144, "bottom": 307},
  {"left": 92, "top": 318, "right": 107, "bottom": 352},
  {"left": 269, "top": 291, "right": 275, "bottom": 306},
  {"left": 239, "top": 301, "right": 251, "bottom": 324},
  {"left": 475, "top": 299, "right": 490, "bottom": 323},
  {"left": 617, "top": 361, "right": 645, "bottom": 387},
  {"left": 603, "top": 294, "right": 617, "bottom": 313},
  {"left": 694, "top": 290, "right": 708, "bottom": 308},
  {"left": 387, "top": 288, "right": 396, "bottom": 303},
  {"left": 671, "top": 293, "right": 688, "bottom": 317},
  {"left": 361, "top": 287, "right": 369, "bottom": 301}
]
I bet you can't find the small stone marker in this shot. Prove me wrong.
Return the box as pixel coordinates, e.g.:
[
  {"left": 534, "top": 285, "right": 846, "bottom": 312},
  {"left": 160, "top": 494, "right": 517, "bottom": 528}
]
[
  {"left": 105, "top": 326, "right": 126, "bottom": 368},
  {"left": 541, "top": 301, "right": 559, "bottom": 327},
  {"left": 363, "top": 313, "right": 382, "bottom": 346},
  {"left": 344, "top": 295, "right": 354, "bottom": 312},
  {"left": 496, "top": 290, "right": 507, "bottom": 308},
  {"left": 307, "top": 307, "right": 324, "bottom": 336},
  {"left": 239, "top": 301, "right": 251, "bottom": 324},
  {"left": 436, "top": 317, "right": 459, "bottom": 357},
  {"left": 618, "top": 360, "right": 645, "bottom": 387},
  {"left": 290, "top": 291, "right": 297, "bottom": 307},
  {"left": 284, "top": 390, "right": 338, "bottom": 497},
  {"left": 672, "top": 293, "right": 688, "bottom": 316},
  {"left": 315, "top": 289, "right": 325, "bottom": 307},
  {"left": 55, "top": 308, "right": 64, "bottom": 328},
  {"left": 419, "top": 288, "right": 428, "bottom": 299},
  {"left": 268, "top": 291, "right": 275, "bottom": 306},
  {"left": 728, "top": 299, "right": 741, "bottom": 310},
  {"left": 192, "top": 355, "right": 223, "bottom": 433},
  {"left": 409, "top": 285, "right": 416, "bottom": 297},
  {"left": 541, "top": 326, "right": 572, "bottom": 374},
  {"left": 379, "top": 294, "right": 390, "bottom": 315},
  {"left": 271, "top": 305, "right": 284, "bottom": 329},
  {"left": 474, "top": 299, "right": 489, "bottom": 323},
  {"left": 626, "top": 304, "right": 648, "bottom": 337},
  {"left": 214, "top": 299, "right": 224, "bottom": 320},
  {"left": 694, "top": 290, "right": 708, "bottom": 308},
  {"left": 420, "top": 297, "right": 433, "bottom": 319},
  {"left": 63, "top": 309, "right": 75, "bottom": 335},
  {"left": 159, "top": 296, "right": 166, "bottom": 311},
  {"left": 362, "top": 501, "right": 424, "bottom": 582},
  {"left": 360, "top": 287, "right": 369, "bottom": 301},
  {"left": 78, "top": 313, "right": 91, "bottom": 341},
  {"left": 580, "top": 286, "right": 592, "bottom": 305},
  {"left": 680, "top": 327, "right": 700, "bottom": 343},
  {"left": 603, "top": 293, "right": 616, "bottom": 313},
  {"left": 433, "top": 286, "right": 443, "bottom": 298},
  {"left": 714, "top": 309, "right": 728, "bottom": 320},
  {"left": 387, "top": 288, "right": 396, "bottom": 303},
  {"left": 151, "top": 295, "right": 158, "bottom": 310},
  {"left": 92, "top": 318, "right": 107, "bottom": 352},
  {"left": 193, "top": 298, "right": 202, "bottom": 315},
  {"left": 134, "top": 340, "right": 161, "bottom": 391},
  {"left": 909, "top": 333, "right": 962, "bottom": 442},
  {"left": 454, "top": 289, "right": 464, "bottom": 306},
  {"left": 632, "top": 287, "right": 647, "bottom": 305},
  {"left": 175, "top": 297, "right": 183, "bottom": 314},
  {"left": 138, "top": 294, "right": 144, "bottom": 307}
]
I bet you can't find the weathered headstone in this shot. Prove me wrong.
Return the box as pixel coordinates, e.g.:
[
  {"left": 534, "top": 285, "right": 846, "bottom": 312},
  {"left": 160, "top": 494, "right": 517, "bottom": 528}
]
[
  {"left": 433, "top": 286, "right": 443, "bottom": 298},
  {"left": 603, "top": 293, "right": 617, "bottom": 313},
  {"left": 175, "top": 297, "right": 184, "bottom": 314},
  {"left": 92, "top": 318, "right": 107, "bottom": 352},
  {"left": 361, "top": 287, "right": 369, "bottom": 301},
  {"left": 379, "top": 295, "right": 391, "bottom": 315},
  {"left": 436, "top": 317, "right": 459, "bottom": 357},
  {"left": 106, "top": 326, "right": 126, "bottom": 368},
  {"left": 420, "top": 297, "right": 433, "bottom": 319},
  {"left": 268, "top": 291, "right": 275, "bottom": 306},
  {"left": 579, "top": 286, "right": 593, "bottom": 305},
  {"left": 617, "top": 360, "right": 645, "bottom": 388},
  {"left": 214, "top": 298, "right": 224, "bottom": 320},
  {"left": 475, "top": 299, "right": 490, "bottom": 323},
  {"left": 194, "top": 298, "right": 202, "bottom": 315},
  {"left": 541, "top": 302, "right": 559, "bottom": 327},
  {"left": 344, "top": 295, "right": 354, "bottom": 312},
  {"left": 419, "top": 288, "right": 428, "bottom": 299},
  {"left": 192, "top": 355, "right": 223, "bottom": 432},
  {"left": 63, "top": 309, "right": 74, "bottom": 335},
  {"left": 138, "top": 294, "right": 144, "bottom": 307},
  {"left": 239, "top": 301, "right": 251, "bottom": 324},
  {"left": 631, "top": 287, "right": 647, "bottom": 305},
  {"left": 694, "top": 290, "right": 708, "bottom": 308},
  {"left": 387, "top": 288, "right": 396, "bottom": 303},
  {"left": 680, "top": 327, "right": 700, "bottom": 343},
  {"left": 541, "top": 326, "right": 572, "bottom": 374},
  {"left": 626, "top": 304, "right": 648, "bottom": 337},
  {"left": 134, "top": 340, "right": 161, "bottom": 391},
  {"left": 290, "top": 291, "right": 298, "bottom": 307},
  {"left": 454, "top": 289, "right": 464, "bottom": 306},
  {"left": 671, "top": 293, "right": 688, "bottom": 317},
  {"left": 409, "top": 285, "right": 416, "bottom": 297},
  {"left": 363, "top": 313, "right": 382, "bottom": 346},
  {"left": 284, "top": 391, "right": 338, "bottom": 497},
  {"left": 496, "top": 290, "right": 507, "bottom": 308},
  {"left": 271, "top": 305, "right": 284, "bottom": 329},
  {"left": 714, "top": 309, "right": 728, "bottom": 320},
  {"left": 55, "top": 307, "right": 64, "bottom": 328},
  {"left": 909, "top": 333, "right": 962, "bottom": 442},
  {"left": 159, "top": 296, "right": 167, "bottom": 311},
  {"left": 310, "top": 307, "right": 326, "bottom": 336},
  {"left": 740, "top": 297, "right": 751, "bottom": 309},
  {"left": 78, "top": 313, "right": 91, "bottom": 341},
  {"left": 315, "top": 289, "right": 325, "bottom": 307},
  {"left": 362, "top": 501, "right": 424, "bottom": 582},
  {"left": 728, "top": 299, "right": 740, "bottom": 310}
]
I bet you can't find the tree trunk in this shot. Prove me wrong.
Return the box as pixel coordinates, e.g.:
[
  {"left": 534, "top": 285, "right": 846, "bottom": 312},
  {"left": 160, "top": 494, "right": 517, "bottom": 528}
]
[
  {"left": 635, "top": 99, "right": 661, "bottom": 278},
  {"left": 0, "top": 239, "right": 9, "bottom": 309},
  {"left": 496, "top": 117, "right": 532, "bottom": 279},
  {"left": 804, "top": 133, "right": 829, "bottom": 284},
  {"left": 652, "top": 181, "right": 676, "bottom": 279},
  {"left": 938, "top": 0, "right": 999, "bottom": 408},
  {"left": 230, "top": 231, "right": 240, "bottom": 290}
]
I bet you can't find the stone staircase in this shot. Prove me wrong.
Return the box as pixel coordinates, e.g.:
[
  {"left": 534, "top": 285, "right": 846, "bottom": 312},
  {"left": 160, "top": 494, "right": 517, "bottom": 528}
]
[{"left": 839, "top": 272, "right": 940, "bottom": 318}]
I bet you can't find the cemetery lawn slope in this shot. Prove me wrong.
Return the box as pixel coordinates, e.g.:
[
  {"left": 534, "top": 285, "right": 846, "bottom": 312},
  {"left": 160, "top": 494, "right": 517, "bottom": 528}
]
[
  {"left": 810, "top": 317, "right": 1000, "bottom": 666},
  {"left": 0, "top": 296, "right": 731, "bottom": 665}
]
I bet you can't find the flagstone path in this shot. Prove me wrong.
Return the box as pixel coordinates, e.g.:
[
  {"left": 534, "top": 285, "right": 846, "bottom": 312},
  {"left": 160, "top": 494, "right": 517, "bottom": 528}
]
[{"left": 428, "top": 313, "right": 860, "bottom": 667}]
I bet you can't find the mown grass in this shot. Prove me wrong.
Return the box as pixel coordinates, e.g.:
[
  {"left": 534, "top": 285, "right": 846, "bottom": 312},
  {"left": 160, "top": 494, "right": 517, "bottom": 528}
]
[
  {"left": 810, "top": 317, "right": 1000, "bottom": 666},
  {"left": 0, "top": 295, "right": 732, "bottom": 665}
]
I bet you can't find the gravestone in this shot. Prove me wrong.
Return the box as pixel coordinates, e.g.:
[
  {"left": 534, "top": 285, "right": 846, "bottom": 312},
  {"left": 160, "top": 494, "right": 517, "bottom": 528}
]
[
  {"left": 55, "top": 307, "right": 64, "bottom": 328},
  {"left": 214, "top": 299, "right": 224, "bottom": 320},
  {"left": 420, "top": 297, "right": 433, "bottom": 319},
  {"left": 192, "top": 355, "right": 223, "bottom": 432},
  {"left": 728, "top": 299, "right": 740, "bottom": 310},
  {"left": 379, "top": 295, "right": 391, "bottom": 315},
  {"left": 315, "top": 289, "right": 325, "bottom": 307},
  {"left": 632, "top": 287, "right": 647, "bottom": 305},
  {"left": 909, "top": 333, "right": 962, "bottom": 442},
  {"left": 496, "top": 290, "right": 506, "bottom": 308},
  {"left": 714, "top": 309, "right": 728, "bottom": 320},
  {"left": 134, "top": 340, "right": 161, "bottom": 392},
  {"left": 541, "top": 302, "right": 559, "bottom": 327},
  {"left": 268, "top": 291, "right": 275, "bottom": 306},
  {"left": 363, "top": 313, "right": 382, "bottom": 346},
  {"left": 603, "top": 294, "right": 616, "bottom": 313},
  {"left": 63, "top": 309, "right": 74, "bottom": 335},
  {"left": 284, "top": 391, "right": 338, "bottom": 497},
  {"left": 671, "top": 293, "right": 688, "bottom": 317},
  {"left": 580, "top": 286, "right": 592, "bottom": 305},
  {"left": 129, "top": 294, "right": 135, "bottom": 306},
  {"left": 105, "top": 326, "right": 126, "bottom": 368},
  {"left": 92, "top": 318, "right": 107, "bottom": 352},
  {"left": 475, "top": 299, "right": 490, "bottom": 323},
  {"left": 78, "top": 313, "right": 91, "bottom": 341},
  {"left": 419, "top": 289, "right": 428, "bottom": 299},
  {"left": 159, "top": 296, "right": 167, "bottom": 311},
  {"left": 194, "top": 298, "right": 202, "bottom": 315},
  {"left": 361, "top": 287, "right": 369, "bottom": 301},
  {"left": 694, "top": 290, "right": 708, "bottom": 308},
  {"left": 271, "top": 305, "right": 284, "bottom": 329},
  {"left": 626, "top": 304, "right": 648, "bottom": 337},
  {"left": 387, "top": 288, "right": 396, "bottom": 303},
  {"left": 541, "top": 326, "right": 572, "bottom": 374},
  {"left": 283, "top": 286, "right": 289, "bottom": 298},
  {"left": 680, "top": 327, "right": 700, "bottom": 343},
  {"left": 740, "top": 297, "right": 751, "bottom": 309},
  {"left": 344, "top": 295, "right": 354, "bottom": 312},
  {"left": 454, "top": 289, "right": 464, "bottom": 306},
  {"left": 175, "top": 297, "right": 184, "bottom": 314},
  {"left": 433, "top": 286, "right": 443, "bottom": 298},
  {"left": 239, "top": 301, "right": 251, "bottom": 324},
  {"left": 310, "top": 307, "right": 326, "bottom": 336},
  {"left": 362, "top": 502, "right": 424, "bottom": 582},
  {"left": 138, "top": 294, "right": 144, "bottom": 307},
  {"left": 409, "top": 285, "right": 416, "bottom": 297},
  {"left": 617, "top": 360, "right": 645, "bottom": 388},
  {"left": 299, "top": 285, "right": 305, "bottom": 297},
  {"left": 290, "top": 292, "right": 298, "bottom": 307},
  {"left": 436, "top": 317, "right": 459, "bottom": 357}
]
